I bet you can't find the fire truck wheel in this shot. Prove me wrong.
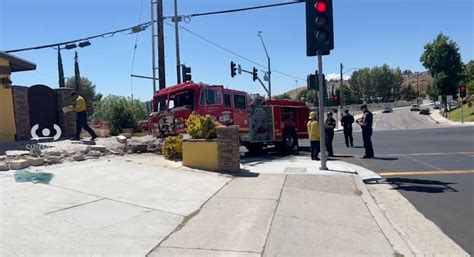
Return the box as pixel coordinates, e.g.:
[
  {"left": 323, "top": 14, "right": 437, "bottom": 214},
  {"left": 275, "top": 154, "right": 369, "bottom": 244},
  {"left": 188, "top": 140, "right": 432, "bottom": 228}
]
[
  {"left": 245, "top": 143, "right": 264, "bottom": 154},
  {"left": 280, "top": 128, "right": 298, "bottom": 153}
]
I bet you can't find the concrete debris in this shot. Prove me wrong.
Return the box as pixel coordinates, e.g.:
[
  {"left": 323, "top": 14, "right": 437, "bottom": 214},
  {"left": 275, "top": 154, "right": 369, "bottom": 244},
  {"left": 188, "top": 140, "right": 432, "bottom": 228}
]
[
  {"left": 27, "top": 157, "right": 45, "bottom": 166},
  {"left": 121, "top": 133, "right": 133, "bottom": 139},
  {"left": 87, "top": 150, "right": 103, "bottom": 158},
  {"left": 130, "top": 144, "right": 148, "bottom": 153},
  {"left": 72, "top": 154, "right": 85, "bottom": 161},
  {"left": 29, "top": 149, "right": 42, "bottom": 157},
  {"left": 0, "top": 155, "right": 6, "bottom": 161},
  {"left": 6, "top": 150, "right": 30, "bottom": 157},
  {"left": 8, "top": 159, "right": 30, "bottom": 170},
  {"left": 88, "top": 145, "right": 107, "bottom": 153},
  {"left": 108, "top": 149, "right": 122, "bottom": 155},
  {"left": 0, "top": 162, "right": 8, "bottom": 171},
  {"left": 45, "top": 156, "right": 61, "bottom": 164},
  {"left": 47, "top": 151, "right": 62, "bottom": 156},
  {"left": 116, "top": 135, "right": 127, "bottom": 144}
]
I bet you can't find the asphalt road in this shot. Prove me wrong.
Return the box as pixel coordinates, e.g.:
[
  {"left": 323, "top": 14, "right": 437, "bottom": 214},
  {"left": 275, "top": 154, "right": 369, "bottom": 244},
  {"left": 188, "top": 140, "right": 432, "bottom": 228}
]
[
  {"left": 245, "top": 108, "right": 474, "bottom": 254},
  {"left": 330, "top": 124, "right": 474, "bottom": 255}
]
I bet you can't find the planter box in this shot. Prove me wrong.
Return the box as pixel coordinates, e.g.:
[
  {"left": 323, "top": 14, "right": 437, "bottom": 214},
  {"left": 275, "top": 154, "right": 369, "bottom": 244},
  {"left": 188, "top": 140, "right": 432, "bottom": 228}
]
[{"left": 182, "top": 140, "right": 218, "bottom": 171}]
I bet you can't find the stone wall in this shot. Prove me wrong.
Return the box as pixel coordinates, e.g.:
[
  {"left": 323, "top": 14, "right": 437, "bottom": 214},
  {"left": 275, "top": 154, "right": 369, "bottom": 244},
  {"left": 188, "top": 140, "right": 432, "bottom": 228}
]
[
  {"left": 54, "top": 88, "right": 75, "bottom": 138},
  {"left": 11, "top": 86, "right": 30, "bottom": 140},
  {"left": 216, "top": 126, "right": 240, "bottom": 173}
]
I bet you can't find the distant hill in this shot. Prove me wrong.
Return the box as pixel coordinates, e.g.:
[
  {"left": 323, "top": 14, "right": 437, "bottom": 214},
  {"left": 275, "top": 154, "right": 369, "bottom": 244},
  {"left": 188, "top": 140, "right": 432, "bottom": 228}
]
[
  {"left": 401, "top": 72, "right": 432, "bottom": 94},
  {"left": 283, "top": 71, "right": 432, "bottom": 100}
]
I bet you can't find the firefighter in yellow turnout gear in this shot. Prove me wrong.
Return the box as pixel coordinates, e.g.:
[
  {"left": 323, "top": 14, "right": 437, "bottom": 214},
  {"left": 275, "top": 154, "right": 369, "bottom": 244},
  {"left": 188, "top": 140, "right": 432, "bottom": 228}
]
[{"left": 307, "top": 111, "right": 321, "bottom": 160}]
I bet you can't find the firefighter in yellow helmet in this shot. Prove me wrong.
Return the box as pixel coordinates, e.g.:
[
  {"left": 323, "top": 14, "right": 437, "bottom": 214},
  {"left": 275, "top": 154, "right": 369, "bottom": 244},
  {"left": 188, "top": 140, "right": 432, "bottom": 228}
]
[{"left": 307, "top": 111, "right": 321, "bottom": 160}]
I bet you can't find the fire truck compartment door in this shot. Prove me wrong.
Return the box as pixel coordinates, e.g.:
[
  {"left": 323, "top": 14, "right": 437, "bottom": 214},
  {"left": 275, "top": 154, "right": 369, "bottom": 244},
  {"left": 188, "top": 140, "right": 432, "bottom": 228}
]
[{"left": 249, "top": 106, "right": 274, "bottom": 142}]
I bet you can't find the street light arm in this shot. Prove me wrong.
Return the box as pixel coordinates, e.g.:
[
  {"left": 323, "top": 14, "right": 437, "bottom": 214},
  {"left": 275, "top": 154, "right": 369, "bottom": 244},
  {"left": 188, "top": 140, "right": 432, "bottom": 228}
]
[
  {"left": 342, "top": 67, "right": 360, "bottom": 75},
  {"left": 258, "top": 35, "right": 270, "bottom": 59}
]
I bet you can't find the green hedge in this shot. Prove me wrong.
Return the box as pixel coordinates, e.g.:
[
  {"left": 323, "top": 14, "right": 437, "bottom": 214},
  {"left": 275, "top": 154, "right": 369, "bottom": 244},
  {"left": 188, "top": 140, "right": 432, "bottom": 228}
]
[{"left": 91, "top": 95, "right": 148, "bottom": 135}]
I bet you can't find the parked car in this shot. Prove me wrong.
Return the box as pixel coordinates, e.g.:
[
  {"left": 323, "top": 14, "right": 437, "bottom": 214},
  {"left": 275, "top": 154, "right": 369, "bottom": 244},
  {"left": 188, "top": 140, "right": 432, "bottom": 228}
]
[
  {"left": 419, "top": 108, "right": 430, "bottom": 115},
  {"left": 382, "top": 106, "right": 393, "bottom": 113},
  {"left": 410, "top": 104, "right": 420, "bottom": 111}
]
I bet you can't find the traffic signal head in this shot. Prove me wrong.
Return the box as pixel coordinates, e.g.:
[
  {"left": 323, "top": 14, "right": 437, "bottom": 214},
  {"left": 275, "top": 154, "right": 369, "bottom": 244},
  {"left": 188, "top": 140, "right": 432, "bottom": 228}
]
[
  {"left": 307, "top": 71, "right": 319, "bottom": 91},
  {"left": 252, "top": 67, "right": 258, "bottom": 81},
  {"left": 306, "top": 0, "right": 334, "bottom": 56},
  {"left": 230, "top": 61, "right": 237, "bottom": 78},
  {"left": 182, "top": 65, "right": 192, "bottom": 82},
  {"left": 460, "top": 84, "right": 467, "bottom": 98}
]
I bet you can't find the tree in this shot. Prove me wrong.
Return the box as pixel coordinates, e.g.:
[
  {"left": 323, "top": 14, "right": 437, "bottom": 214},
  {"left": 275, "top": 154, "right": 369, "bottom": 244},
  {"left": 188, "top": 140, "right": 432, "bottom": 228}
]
[
  {"left": 402, "top": 69, "right": 413, "bottom": 75},
  {"left": 296, "top": 89, "right": 317, "bottom": 104},
  {"left": 274, "top": 93, "right": 291, "bottom": 100},
  {"left": 57, "top": 48, "right": 65, "bottom": 88},
  {"left": 349, "top": 68, "right": 371, "bottom": 101},
  {"left": 420, "top": 33, "right": 464, "bottom": 99},
  {"left": 465, "top": 60, "right": 474, "bottom": 96},
  {"left": 74, "top": 51, "right": 81, "bottom": 93},
  {"left": 400, "top": 84, "right": 417, "bottom": 100},
  {"left": 91, "top": 95, "right": 148, "bottom": 135},
  {"left": 66, "top": 77, "right": 102, "bottom": 113}
]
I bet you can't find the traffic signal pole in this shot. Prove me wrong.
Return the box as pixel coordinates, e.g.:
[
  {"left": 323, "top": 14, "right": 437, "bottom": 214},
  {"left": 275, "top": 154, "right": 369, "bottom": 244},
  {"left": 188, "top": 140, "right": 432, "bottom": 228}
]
[
  {"left": 173, "top": 0, "right": 182, "bottom": 84},
  {"left": 318, "top": 52, "right": 327, "bottom": 170}
]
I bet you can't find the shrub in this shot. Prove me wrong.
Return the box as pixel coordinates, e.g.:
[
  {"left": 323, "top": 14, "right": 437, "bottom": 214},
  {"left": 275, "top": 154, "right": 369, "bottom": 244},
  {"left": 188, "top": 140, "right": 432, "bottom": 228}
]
[
  {"left": 186, "top": 112, "right": 217, "bottom": 139},
  {"left": 91, "top": 95, "right": 148, "bottom": 135},
  {"left": 162, "top": 136, "right": 183, "bottom": 160}
]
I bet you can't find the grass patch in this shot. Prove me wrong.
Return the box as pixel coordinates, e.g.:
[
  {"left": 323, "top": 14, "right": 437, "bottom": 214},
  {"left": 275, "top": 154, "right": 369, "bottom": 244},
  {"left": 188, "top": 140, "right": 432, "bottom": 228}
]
[{"left": 448, "top": 104, "right": 474, "bottom": 122}]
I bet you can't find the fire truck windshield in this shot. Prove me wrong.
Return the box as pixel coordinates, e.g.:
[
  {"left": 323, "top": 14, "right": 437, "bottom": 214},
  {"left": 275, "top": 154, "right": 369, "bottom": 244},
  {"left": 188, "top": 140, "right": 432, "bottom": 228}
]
[
  {"left": 168, "top": 90, "right": 195, "bottom": 112},
  {"left": 155, "top": 97, "right": 166, "bottom": 111}
]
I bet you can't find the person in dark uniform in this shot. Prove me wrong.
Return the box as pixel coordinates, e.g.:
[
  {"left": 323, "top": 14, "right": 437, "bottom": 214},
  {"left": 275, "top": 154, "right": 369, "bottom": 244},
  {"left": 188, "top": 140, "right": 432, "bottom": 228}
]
[
  {"left": 356, "top": 104, "right": 374, "bottom": 158},
  {"left": 340, "top": 109, "right": 354, "bottom": 147},
  {"left": 325, "top": 111, "right": 336, "bottom": 157}
]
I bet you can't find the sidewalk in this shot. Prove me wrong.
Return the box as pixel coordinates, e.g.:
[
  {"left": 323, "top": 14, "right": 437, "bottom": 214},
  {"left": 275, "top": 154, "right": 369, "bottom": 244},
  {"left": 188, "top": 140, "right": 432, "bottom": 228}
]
[
  {"left": 1, "top": 153, "right": 468, "bottom": 256},
  {"left": 150, "top": 174, "right": 410, "bottom": 257},
  {"left": 429, "top": 109, "right": 474, "bottom": 126}
]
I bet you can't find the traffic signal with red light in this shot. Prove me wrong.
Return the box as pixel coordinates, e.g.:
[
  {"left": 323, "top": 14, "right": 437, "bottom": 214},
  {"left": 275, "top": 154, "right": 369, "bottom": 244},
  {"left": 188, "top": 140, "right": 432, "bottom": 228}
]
[
  {"left": 460, "top": 84, "right": 467, "bottom": 98},
  {"left": 306, "top": 0, "right": 334, "bottom": 56},
  {"left": 252, "top": 67, "right": 258, "bottom": 81},
  {"left": 230, "top": 61, "right": 237, "bottom": 78}
]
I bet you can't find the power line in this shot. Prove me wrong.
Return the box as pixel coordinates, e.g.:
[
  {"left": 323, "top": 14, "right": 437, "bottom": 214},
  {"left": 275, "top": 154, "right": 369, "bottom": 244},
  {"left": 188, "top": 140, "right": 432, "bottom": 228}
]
[
  {"left": 170, "top": 22, "right": 305, "bottom": 81},
  {"left": 130, "top": 0, "right": 146, "bottom": 100},
  {"left": 5, "top": 1, "right": 303, "bottom": 53},
  {"left": 187, "top": 1, "right": 303, "bottom": 18}
]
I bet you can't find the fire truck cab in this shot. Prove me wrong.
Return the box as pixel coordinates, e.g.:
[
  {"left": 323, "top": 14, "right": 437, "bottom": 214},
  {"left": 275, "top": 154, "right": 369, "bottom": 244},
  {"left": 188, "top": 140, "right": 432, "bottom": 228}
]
[{"left": 148, "top": 82, "right": 309, "bottom": 153}]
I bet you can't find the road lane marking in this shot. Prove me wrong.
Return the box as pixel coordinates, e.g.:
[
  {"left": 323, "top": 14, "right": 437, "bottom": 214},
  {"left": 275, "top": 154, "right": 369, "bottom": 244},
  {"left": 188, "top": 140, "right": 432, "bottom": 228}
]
[
  {"left": 403, "top": 155, "right": 444, "bottom": 171},
  {"left": 378, "top": 170, "right": 474, "bottom": 176},
  {"left": 377, "top": 152, "right": 474, "bottom": 157}
]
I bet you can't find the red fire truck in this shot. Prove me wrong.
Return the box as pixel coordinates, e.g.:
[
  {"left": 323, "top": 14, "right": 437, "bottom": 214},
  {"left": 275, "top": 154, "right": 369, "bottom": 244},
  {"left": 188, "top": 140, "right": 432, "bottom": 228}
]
[{"left": 148, "top": 82, "right": 309, "bottom": 153}]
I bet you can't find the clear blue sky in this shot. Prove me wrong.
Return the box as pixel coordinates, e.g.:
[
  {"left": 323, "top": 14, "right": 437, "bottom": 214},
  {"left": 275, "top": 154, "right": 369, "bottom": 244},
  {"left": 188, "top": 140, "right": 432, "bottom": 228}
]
[{"left": 1, "top": 0, "right": 473, "bottom": 100}]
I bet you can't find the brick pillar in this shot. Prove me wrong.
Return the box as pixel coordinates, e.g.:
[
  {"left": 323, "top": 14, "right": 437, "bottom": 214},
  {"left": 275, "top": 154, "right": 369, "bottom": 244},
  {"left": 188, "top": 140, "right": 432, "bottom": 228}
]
[
  {"left": 54, "top": 88, "right": 76, "bottom": 137},
  {"left": 217, "top": 126, "right": 240, "bottom": 173},
  {"left": 11, "top": 86, "right": 31, "bottom": 140}
]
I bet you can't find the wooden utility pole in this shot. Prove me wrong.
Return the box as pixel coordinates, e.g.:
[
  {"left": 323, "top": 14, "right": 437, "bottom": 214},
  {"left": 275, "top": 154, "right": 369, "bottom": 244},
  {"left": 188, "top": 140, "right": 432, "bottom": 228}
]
[
  {"left": 157, "top": 0, "right": 166, "bottom": 90},
  {"left": 150, "top": 0, "right": 157, "bottom": 93}
]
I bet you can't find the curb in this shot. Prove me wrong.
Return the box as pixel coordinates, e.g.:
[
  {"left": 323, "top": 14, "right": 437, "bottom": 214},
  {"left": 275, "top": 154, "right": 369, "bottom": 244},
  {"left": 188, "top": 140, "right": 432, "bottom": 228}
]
[{"left": 353, "top": 175, "right": 415, "bottom": 257}]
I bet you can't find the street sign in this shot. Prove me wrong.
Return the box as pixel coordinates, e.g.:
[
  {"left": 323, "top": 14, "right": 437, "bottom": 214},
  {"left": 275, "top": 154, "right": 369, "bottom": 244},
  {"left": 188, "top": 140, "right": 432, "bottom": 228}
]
[{"left": 237, "top": 65, "right": 242, "bottom": 75}]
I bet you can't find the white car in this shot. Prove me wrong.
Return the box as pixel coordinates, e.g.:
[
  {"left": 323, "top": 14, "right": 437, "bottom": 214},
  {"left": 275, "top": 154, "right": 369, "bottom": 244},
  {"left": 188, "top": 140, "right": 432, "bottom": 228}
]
[{"left": 410, "top": 104, "right": 420, "bottom": 111}]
